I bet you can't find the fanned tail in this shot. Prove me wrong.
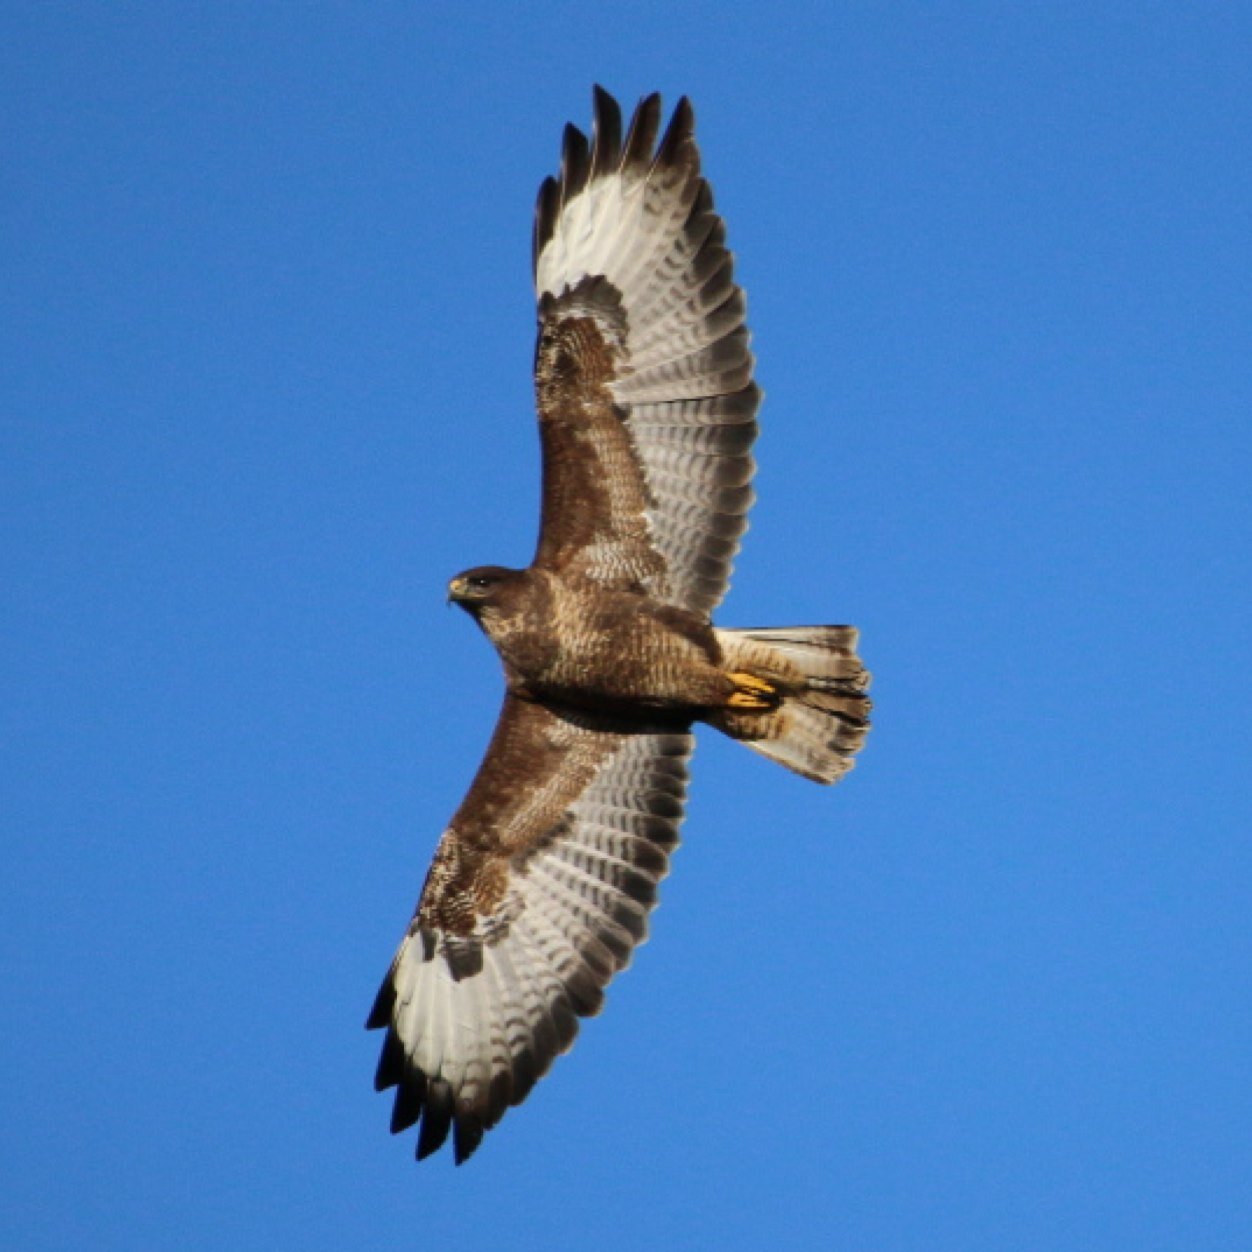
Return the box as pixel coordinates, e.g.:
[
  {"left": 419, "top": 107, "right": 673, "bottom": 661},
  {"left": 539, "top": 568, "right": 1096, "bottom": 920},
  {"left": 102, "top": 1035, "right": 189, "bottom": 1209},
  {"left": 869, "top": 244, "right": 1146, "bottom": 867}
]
[{"left": 711, "top": 626, "right": 871, "bottom": 784}]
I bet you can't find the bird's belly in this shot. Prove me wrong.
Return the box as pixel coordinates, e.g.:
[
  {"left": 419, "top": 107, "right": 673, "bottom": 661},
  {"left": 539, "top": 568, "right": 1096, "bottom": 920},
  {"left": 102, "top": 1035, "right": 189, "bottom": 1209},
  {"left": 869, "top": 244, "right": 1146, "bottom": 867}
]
[{"left": 514, "top": 617, "right": 729, "bottom": 714}]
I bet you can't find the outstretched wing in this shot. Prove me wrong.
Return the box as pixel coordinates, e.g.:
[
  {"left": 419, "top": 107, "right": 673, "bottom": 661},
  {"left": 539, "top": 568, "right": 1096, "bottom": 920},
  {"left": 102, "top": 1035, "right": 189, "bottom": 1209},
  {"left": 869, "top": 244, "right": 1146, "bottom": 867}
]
[
  {"left": 367, "top": 695, "right": 692, "bottom": 1163},
  {"left": 532, "top": 87, "right": 760, "bottom": 617}
]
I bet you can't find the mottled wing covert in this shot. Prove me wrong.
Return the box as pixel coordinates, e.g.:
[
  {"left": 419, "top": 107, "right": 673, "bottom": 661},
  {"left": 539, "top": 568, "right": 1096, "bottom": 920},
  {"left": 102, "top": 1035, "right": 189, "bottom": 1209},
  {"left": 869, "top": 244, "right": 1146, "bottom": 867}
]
[
  {"left": 367, "top": 695, "right": 692, "bottom": 1163},
  {"left": 532, "top": 87, "right": 761, "bottom": 616}
]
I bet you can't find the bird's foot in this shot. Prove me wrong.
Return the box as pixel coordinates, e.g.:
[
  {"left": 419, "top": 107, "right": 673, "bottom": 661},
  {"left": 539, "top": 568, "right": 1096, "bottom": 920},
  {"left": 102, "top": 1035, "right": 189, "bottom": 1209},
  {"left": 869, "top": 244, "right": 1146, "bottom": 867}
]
[{"left": 726, "top": 672, "right": 779, "bottom": 710}]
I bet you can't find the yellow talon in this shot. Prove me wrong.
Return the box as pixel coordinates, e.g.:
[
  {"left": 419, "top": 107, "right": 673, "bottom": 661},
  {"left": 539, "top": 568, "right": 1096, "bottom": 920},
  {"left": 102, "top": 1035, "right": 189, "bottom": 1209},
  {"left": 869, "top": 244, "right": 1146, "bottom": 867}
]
[{"left": 726, "top": 672, "right": 778, "bottom": 710}]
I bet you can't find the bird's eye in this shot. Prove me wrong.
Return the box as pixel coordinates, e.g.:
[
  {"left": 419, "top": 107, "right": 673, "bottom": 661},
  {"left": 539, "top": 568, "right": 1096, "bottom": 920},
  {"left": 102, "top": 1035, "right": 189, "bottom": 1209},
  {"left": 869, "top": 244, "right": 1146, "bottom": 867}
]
[{"left": 469, "top": 575, "right": 492, "bottom": 589}]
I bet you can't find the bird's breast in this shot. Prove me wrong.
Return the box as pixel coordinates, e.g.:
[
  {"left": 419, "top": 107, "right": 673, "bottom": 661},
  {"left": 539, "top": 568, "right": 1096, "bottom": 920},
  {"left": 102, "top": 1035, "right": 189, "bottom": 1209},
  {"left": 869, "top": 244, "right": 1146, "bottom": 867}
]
[{"left": 491, "top": 578, "right": 728, "bottom": 714}]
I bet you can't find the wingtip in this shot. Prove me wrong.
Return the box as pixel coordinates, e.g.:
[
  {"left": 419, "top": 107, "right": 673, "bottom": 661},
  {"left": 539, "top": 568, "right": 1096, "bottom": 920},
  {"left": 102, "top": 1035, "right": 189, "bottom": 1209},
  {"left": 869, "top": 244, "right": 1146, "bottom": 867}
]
[
  {"left": 365, "top": 972, "right": 395, "bottom": 1031},
  {"left": 655, "top": 93, "right": 697, "bottom": 168},
  {"left": 622, "top": 92, "right": 663, "bottom": 169},
  {"left": 560, "top": 121, "right": 591, "bottom": 201},
  {"left": 590, "top": 85, "right": 623, "bottom": 177},
  {"left": 452, "top": 1114, "right": 485, "bottom": 1165},
  {"left": 533, "top": 174, "right": 561, "bottom": 276},
  {"left": 415, "top": 1079, "right": 455, "bottom": 1161},
  {"left": 388, "top": 1072, "right": 426, "bottom": 1134},
  {"left": 373, "top": 1026, "right": 408, "bottom": 1092}
]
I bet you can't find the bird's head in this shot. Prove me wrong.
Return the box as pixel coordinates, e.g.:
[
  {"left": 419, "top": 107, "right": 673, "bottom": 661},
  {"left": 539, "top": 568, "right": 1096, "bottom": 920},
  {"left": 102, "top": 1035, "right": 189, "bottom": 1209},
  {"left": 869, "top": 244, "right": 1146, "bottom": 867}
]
[{"left": 446, "top": 565, "right": 524, "bottom": 619}]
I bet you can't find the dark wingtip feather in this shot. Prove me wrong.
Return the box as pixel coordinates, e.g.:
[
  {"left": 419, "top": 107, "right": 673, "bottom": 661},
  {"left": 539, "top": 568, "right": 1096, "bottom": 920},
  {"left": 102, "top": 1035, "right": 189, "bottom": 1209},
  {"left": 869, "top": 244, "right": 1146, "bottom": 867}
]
[
  {"left": 415, "top": 1079, "right": 455, "bottom": 1161},
  {"left": 622, "top": 93, "right": 663, "bottom": 169},
  {"left": 590, "top": 85, "right": 623, "bottom": 178},
  {"left": 373, "top": 1026, "right": 407, "bottom": 1092},
  {"left": 533, "top": 174, "right": 561, "bottom": 276},
  {"left": 365, "top": 972, "right": 395, "bottom": 1031},
  {"left": 453, "top": 1114, "right": 485, "bottom": 1165},
  {"left": 655, "top": 95, "right": 696, "bottom": 170},
  {"left": 389, "top": 1072, "right": 426, "bottom": 1134},
  {"left": 559, "top": 122, "right": 591, "bottom": 207}
]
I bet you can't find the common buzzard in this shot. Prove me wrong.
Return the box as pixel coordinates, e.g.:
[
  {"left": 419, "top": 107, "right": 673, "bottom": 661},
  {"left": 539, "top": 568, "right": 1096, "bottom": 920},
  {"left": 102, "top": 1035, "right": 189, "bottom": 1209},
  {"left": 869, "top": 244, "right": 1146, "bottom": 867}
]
[{"left": 367, "top": 87, "right": 871, "bottom": 1164}]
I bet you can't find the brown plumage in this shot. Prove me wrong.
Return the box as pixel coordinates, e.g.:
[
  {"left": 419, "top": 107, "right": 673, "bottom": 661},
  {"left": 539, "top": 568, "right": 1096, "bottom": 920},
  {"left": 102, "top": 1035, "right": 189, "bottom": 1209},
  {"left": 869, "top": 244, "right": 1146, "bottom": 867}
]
[{"left": 367, "top": 86, "right": 872, "bottom": 1164}]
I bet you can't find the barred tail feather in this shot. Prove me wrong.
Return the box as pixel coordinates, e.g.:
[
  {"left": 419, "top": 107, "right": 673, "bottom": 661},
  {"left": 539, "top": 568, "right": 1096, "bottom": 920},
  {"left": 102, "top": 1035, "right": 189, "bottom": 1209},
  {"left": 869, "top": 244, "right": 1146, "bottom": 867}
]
[{"left": 712, "top": 625, "right": 871, "bottom": 784}]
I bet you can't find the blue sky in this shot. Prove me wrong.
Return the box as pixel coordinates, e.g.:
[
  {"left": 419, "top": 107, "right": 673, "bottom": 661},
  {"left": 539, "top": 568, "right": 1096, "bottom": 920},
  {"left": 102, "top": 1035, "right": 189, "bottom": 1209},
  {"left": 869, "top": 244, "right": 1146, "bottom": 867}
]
[{"left": 3, "top": 3, "right": 1251, "bottom": 1249}]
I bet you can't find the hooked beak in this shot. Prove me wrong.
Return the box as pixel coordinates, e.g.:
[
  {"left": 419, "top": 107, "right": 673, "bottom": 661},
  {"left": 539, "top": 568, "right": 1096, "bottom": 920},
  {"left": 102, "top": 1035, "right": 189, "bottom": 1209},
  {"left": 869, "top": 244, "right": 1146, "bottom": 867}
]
[{"left": 447, "top": 575, "right": 469, "bottom": 605}]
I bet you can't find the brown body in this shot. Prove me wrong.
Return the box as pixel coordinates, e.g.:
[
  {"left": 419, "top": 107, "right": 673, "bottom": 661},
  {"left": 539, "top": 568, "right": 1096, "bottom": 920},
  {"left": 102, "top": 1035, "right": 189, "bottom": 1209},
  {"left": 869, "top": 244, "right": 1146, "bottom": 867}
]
[{"left": 451, "top": 566, "right": 735, "bottom": 715}]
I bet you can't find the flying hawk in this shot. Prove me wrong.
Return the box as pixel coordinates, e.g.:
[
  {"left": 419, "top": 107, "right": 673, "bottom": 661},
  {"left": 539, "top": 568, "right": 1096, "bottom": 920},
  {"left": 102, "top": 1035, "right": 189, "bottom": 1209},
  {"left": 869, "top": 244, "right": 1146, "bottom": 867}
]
[{"left": 367, "top": 87, "right": 871, "bottom": 1164}]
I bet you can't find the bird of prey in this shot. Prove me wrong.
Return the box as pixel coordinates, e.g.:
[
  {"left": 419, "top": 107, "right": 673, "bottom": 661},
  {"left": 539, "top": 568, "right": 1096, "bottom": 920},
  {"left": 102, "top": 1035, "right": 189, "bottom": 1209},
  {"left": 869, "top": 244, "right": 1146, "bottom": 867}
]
[{"left": 367, "top": 86, "right": 871, "bottom": 1164}]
